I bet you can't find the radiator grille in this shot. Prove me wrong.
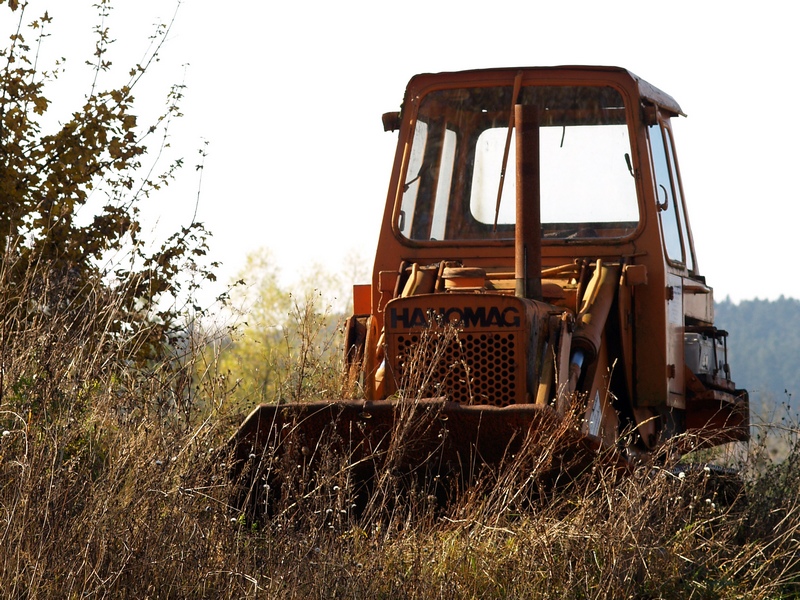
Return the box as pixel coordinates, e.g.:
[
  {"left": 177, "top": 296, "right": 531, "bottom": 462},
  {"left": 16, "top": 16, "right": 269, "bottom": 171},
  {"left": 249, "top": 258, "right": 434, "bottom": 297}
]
[{"left": 392, "top": 331, "right": 518, "bottom": 406}]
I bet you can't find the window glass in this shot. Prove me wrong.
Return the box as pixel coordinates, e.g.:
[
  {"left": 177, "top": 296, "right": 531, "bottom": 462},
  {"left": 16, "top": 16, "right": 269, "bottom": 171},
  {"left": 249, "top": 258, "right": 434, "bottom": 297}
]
[
  {"left": 430, "top": 129, "right": 456, "bottom": 240},
  {"left": 649, "top": 123, "right": 684, "bottom": 263},
  {"left": 397, "top": 84, "right": 639, "bottom": 242},
  {"left": 663, "top": 128, "right": 694, "bottom": 271},
  {"left": 398, "top": 120, "right": 427, "bottom": 237},
  {"left": 471, "top": 124, "right": 637, "bottom": 226}
]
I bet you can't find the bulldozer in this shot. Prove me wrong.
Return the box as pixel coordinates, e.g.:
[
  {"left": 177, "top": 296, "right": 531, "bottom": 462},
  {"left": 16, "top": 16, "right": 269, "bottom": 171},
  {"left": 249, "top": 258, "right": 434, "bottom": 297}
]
[{"left": 229, "top": 66, "right": 748, "bottom": 508}]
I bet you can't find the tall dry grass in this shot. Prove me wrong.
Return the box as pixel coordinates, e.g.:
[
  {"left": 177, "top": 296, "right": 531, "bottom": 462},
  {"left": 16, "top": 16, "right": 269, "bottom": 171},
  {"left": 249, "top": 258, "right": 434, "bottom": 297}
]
[{"left": 2, "top": 259, "right": 800, "bottom": 598}]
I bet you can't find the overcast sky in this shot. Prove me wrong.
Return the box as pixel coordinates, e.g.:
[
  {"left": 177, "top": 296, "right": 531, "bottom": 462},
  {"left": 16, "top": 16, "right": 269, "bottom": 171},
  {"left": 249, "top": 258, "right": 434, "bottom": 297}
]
[{"left": 7, "top": 0, "right": 798, "bottom": 305}]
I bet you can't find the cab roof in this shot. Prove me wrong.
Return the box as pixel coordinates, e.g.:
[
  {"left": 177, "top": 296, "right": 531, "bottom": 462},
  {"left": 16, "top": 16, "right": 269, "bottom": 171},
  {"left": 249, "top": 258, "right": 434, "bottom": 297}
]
[{"left": 405, "top": 65, "right": 685, "bottom": 117}]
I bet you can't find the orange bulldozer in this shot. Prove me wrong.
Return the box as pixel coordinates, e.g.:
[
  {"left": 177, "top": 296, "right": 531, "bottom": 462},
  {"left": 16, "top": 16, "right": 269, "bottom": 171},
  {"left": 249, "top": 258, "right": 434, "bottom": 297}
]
[{"left": 228, "top": 66, "right": 748, "bottom": 512}]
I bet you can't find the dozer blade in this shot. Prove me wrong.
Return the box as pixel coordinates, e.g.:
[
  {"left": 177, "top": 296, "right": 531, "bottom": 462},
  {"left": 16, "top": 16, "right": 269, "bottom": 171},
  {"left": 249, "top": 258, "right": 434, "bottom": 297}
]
[
  {"left": 227, "top": 399, "right": 629, "bottom": 513},
  {"left": 230, "top": 398, "right": 560, "bottom": 469}
]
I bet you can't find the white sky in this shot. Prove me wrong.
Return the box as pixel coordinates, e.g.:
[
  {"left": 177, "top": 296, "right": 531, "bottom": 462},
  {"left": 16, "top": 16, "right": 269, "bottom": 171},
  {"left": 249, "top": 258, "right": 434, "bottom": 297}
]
[{"left": 7, "top": 0, "right": 798, "bottom": 305}]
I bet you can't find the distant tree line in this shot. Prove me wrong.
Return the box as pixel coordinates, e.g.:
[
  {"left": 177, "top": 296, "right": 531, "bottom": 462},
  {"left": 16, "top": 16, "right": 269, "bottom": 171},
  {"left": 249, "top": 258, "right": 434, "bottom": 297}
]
[{"left": 715, "top": 296, "right": 800, "bottom": 417}]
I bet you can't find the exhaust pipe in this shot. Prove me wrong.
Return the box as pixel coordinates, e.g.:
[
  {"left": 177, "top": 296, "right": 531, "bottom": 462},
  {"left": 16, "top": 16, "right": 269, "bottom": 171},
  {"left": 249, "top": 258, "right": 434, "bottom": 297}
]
[{"left": 514, "top": 104, "right": 542, "bottom": 302}]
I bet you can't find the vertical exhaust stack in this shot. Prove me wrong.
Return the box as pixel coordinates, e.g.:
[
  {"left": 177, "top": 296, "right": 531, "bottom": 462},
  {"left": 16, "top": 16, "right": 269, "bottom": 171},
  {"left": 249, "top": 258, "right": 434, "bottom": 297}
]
[{"left": 515, "top": 104, "right": 542, "bottom": 302}]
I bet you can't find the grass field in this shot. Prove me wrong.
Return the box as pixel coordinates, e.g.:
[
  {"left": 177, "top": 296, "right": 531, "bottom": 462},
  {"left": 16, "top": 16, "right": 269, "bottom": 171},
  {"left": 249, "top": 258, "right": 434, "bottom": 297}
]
[{"left": 2, "top": 281, "right": 799, "bottom": 599}]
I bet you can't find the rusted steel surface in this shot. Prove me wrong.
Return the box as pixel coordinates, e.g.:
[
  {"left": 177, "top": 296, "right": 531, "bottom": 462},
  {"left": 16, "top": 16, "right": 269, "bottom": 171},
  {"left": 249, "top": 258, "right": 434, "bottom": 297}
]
[
  {"left": 230, "top": 398, "right": 561, "bottom": 472},
  {"left": 514, "top": 103, "right": 542, "bottom": 301},
  {"left": 228, "top": 398, "right": 632, "bottom": 513}
]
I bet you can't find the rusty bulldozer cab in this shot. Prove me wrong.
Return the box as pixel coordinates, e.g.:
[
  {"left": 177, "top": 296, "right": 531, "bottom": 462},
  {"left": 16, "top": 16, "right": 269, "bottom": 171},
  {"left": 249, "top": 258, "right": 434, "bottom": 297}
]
[{"left": 232, "top": 67, "right": 748, "bottom": 500}]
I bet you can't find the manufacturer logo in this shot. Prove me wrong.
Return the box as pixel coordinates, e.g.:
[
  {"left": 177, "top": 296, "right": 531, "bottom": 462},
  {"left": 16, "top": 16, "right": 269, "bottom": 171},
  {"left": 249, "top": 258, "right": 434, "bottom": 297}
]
[{"left": 388, "top": 305, "right": 521, "bottom": 330}]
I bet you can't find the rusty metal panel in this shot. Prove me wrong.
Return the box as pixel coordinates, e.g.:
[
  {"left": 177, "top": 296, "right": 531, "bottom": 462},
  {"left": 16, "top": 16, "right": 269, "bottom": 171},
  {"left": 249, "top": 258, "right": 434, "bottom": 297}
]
[
  {"left": 683, "top": 279, "right": 714, "bottom": 325},
  {"left": 382, "top": 294, "right": 550, "bottom": 406},
  {"left": 666, "top": 273, "right": 686, "bottom": 409}
]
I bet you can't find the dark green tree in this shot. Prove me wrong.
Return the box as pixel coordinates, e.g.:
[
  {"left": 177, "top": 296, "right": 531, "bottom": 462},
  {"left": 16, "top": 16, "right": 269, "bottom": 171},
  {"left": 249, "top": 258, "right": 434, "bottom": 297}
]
[{"left": 716, "top": 296, "right": 800, "bottom": 416}]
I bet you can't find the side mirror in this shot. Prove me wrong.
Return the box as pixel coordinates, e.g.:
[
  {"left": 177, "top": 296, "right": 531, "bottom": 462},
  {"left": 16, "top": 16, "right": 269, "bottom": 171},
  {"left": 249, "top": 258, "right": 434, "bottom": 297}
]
[{"left": 382, "top": 111, "right": 400, "bottom": 132}]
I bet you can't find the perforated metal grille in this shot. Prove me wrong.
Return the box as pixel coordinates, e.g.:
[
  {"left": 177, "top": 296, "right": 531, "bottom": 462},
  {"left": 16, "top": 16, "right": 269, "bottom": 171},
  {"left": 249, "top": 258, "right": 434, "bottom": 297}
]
[{"left": 392, "top": 332, "right": 518, "bottom": 406}]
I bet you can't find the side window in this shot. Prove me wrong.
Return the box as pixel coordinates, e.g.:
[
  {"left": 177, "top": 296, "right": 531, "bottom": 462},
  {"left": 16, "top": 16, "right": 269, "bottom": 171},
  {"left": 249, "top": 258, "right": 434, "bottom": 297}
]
[
  {"left": 663, "top": 128, "right": 694, "bottom": 272},
  {"left": 649, "top": 122, "right": 690, "bottom": 267},
  {"left": 398, "top": 120, "right": 427, "bottom": 237},
  {"left": 398, "top": 122, "right": 456, "bottom": 240}
]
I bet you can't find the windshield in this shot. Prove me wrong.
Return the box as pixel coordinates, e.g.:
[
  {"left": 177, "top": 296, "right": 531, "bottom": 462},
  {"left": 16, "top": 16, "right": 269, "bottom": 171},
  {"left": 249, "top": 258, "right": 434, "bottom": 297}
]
[{"left": 397, "top": 84, "right": 639, "bottom": 242}]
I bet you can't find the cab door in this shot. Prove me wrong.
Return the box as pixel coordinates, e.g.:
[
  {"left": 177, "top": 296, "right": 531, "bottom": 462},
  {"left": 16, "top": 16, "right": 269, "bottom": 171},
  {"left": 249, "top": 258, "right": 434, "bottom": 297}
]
[{"left": 648, "top": 115, "right": 696, "bottom": 409}]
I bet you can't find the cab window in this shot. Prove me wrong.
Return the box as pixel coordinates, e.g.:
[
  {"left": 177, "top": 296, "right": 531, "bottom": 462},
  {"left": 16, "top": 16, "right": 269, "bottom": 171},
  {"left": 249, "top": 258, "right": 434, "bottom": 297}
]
[
  {"left": 397, "top": 84, "right": 640, "bottom": 242},
  {"left": 649, "top": 122, "right": 694, "bottom": 271}
]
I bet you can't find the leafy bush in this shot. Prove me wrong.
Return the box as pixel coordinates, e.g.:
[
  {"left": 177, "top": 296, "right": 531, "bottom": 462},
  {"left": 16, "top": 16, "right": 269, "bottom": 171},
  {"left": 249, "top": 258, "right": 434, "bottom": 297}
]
[{"left": 1, "top": 0, "right": 215, "bottom": 364}]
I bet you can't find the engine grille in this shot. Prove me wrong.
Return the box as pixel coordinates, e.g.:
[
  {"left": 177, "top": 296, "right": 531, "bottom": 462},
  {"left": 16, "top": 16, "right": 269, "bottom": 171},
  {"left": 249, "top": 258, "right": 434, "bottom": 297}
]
[{"left": 392, "top": 331, "right": 519, "bottom": 407}]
